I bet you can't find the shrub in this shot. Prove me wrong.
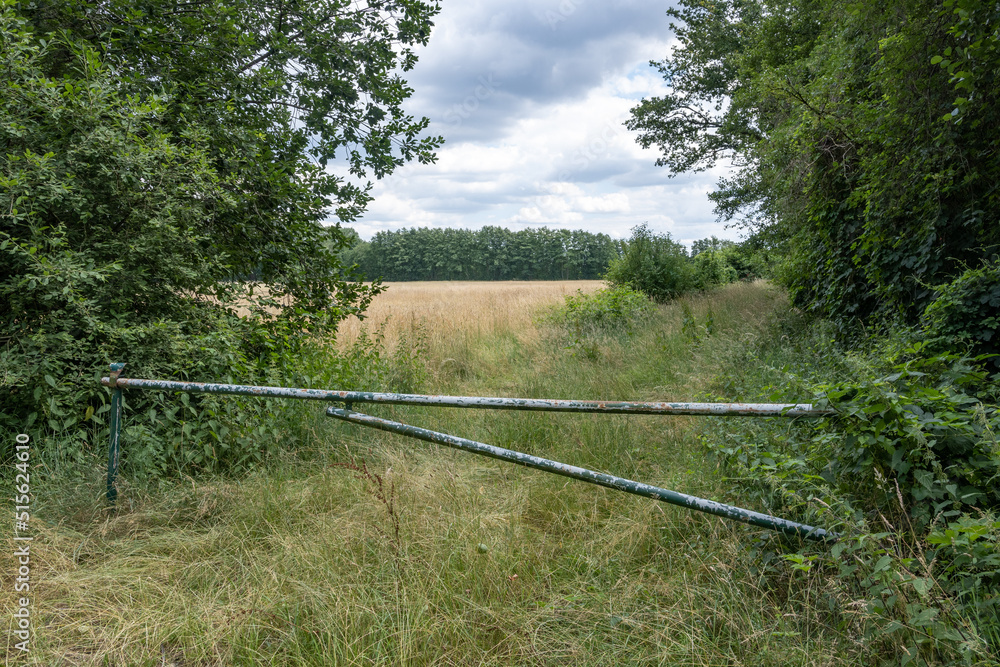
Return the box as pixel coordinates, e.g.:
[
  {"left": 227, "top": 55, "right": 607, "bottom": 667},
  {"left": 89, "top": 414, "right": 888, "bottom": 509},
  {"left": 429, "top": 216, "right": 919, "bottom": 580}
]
[
  {"left": 692, "top": 249, "right": 739, "bottom": 289},
  {"left": 605, "top": 224, "right": 695, "bottom": 302},
  {"left": 545, "top": 285, "right": 654, "bottom": 359},
  {"left": 703, "top": 314, "right": 1000, "bottom": 662},
  {"left": 553, "top": 285, "right": 654, "bottom": 334},
  {"left": 114, "top": 329, "right": 427, "bottom": 478},
  {"left": 811, "top": 346, "right": 1000, "bottom": 529},
  {"left": 722, "top": 243, "right": 771, "bottom": 281},
  {"left": 0, "top": 3, "right": 431, "bottom": 475}
]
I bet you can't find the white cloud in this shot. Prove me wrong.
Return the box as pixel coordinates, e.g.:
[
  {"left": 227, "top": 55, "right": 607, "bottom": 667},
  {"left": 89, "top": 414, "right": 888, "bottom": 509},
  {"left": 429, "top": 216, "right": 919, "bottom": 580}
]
[{"left": 330, "top": 2, "right": 742, "bottom": 247}]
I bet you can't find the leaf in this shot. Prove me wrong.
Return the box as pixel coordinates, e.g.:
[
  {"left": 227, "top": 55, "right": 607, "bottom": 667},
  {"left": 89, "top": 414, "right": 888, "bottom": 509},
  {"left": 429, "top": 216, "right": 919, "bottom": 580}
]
[{"left": 911, "top": 577, "right": 932, "bottom": 597}]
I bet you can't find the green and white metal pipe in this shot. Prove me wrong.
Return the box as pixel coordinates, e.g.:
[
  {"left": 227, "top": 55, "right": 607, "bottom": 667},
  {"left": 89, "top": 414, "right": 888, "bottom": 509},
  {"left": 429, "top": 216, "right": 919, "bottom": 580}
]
[
  {"left": 106, "top": 363, "right": 125, "bottom": 503},
  {"left": 101, "top": 365, "right": 838, "bottom": 540},
  {"left": 99, "top": 376, "right": 833, "bottom": 417}
]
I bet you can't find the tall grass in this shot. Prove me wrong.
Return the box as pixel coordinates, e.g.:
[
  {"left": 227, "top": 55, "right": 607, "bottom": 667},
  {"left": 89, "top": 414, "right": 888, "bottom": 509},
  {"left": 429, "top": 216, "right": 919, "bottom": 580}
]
[{"left": 9, "top": 281, "right": 879, "bottom": 665}]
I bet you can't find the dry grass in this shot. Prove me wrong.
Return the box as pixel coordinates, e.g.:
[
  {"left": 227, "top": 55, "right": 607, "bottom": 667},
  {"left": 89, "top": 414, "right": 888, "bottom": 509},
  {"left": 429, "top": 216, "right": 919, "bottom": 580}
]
[{"left": 336, "top": 280, "right": 603, "bottom": 353}]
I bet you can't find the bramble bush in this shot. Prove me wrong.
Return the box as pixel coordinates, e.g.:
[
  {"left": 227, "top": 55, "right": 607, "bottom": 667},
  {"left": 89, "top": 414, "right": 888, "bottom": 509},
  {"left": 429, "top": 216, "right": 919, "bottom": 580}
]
[
  {"left": 921, "top": 258, "right": 1000, "bottom": 368},
  {"left": 703, "top": 315, "right": 1000, "bottom": 663}
]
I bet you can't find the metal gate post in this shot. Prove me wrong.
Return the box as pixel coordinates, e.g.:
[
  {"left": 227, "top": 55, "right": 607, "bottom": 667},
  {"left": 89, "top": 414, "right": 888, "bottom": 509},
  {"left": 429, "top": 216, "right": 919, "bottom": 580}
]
[{"left": 106, "top": 363, "right": 125, "bottom": 504}]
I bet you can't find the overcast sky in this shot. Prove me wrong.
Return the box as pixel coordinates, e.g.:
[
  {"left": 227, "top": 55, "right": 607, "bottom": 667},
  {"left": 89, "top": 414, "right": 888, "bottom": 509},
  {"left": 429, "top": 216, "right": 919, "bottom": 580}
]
[{"left": 335, "top": 0, "right": 738, "bottom": 246}]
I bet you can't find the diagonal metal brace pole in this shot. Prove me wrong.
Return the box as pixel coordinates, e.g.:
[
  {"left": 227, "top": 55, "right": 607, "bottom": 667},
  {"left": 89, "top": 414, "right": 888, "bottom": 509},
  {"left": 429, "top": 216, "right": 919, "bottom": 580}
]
[{"left": 326, "top": 406, "right": 838, "bottom": 543}]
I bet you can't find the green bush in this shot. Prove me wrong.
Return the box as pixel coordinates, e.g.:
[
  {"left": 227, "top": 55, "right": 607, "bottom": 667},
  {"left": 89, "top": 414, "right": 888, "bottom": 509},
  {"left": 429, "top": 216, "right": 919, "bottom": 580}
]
[
  {"left": 114, "top": 328, "right": 426, "bottom": 478},
  {"left": 605, "top": 224, "right": 695, "bottom": 302},
  {"left": 692, "top": 249, "right": 739, "bottom": 289},
  {"left": 703, "top": 315, "right": 1000, "bottom": 662},
  {"left": 606, "top": 226, "right": 754, "bottom": 300},
  {"left": 811, "top": 346, "right": 1000, "bottom": 529},
  {"left": 721, "top": 243, "right": 771, "bottom": 281},
  {"left": 0, "top": 7, "right": 409, "bottom": 473},
  {"left": 811, "top": 349, "right": 1000, "bottom": 660},
  {"left": 545, "top": 285, "right": 654, "bottom": 359},
  {"left": 552, "top": 285, "right": 654, "bottom": 334}
]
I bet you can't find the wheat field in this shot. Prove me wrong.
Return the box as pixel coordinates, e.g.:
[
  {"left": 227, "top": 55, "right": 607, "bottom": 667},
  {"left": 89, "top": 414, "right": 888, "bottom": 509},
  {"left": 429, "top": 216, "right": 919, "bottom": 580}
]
[{"left": 336, "top": 280, "right": 604, "bottom": 351}]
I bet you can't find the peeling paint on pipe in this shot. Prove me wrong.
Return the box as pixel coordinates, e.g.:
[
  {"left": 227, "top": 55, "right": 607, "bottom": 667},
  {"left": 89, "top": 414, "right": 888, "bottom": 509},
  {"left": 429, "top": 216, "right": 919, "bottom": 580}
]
[
  {"left": 99, "top": 377, "right": 833, "bottom": 417},
  {"left": 326, "top": 406, "right": 837, "bottom": 542}
]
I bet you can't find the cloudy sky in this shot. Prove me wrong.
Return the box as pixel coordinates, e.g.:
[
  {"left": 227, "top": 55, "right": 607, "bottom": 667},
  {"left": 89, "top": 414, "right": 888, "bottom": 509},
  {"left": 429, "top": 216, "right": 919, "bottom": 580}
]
[{"left": 336, "top": 0, "right": 738, "bottom": 246}]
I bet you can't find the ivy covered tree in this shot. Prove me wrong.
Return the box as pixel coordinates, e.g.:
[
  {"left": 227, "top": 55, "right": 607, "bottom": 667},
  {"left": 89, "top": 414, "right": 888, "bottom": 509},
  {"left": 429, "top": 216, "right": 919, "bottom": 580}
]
[
  {"left": 627, "top": 0, "right": 1000, "bottom": 347},
  {"left": 0, "top": 0, "right": 441, "bottom": 462}
]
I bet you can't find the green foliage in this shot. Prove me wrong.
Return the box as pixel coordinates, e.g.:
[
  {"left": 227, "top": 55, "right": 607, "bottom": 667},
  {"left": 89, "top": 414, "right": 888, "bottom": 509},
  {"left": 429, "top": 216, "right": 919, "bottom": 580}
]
[
  {"left": 604, "top": 224, "right": 696, "bottom": 302},
  {"left": 0, "top": 0, "right": 438, "bottom": 475},
  {"left": 921, "top": 259, "right": 1000, "bottom": 366},
  {"left": 605, "top": 225, "right": 749, "bottom": 301},
  {"left": 546, "top": 285, "right": 654, "bottom": 360},
  {"left": 117, "top": 331, "right": 427, "bottom": 478},
  {"left": 552, "top": 285, "right": 654, "bottom": 334},
  {"left": 692, "top": 249, "right": 738, "bottom": 289},
  {"left": 680, "top": 303, "right": 699, "bottom": 342},
  {"left": 350, "top": 226, "right": 619, "bottom": 281},
  {"left": 723, "top": 242, "right": 770, "bottom": 281},
  {"left": 690, "top": 237, "right": 762, "bottom": 286},
  {"left": 817, "top": 355, "right": 1000, "bottom": 663},
  {"left": 934, "top": 0, "right": 1000, "bottom": 126},
  {"left": 629, "top": 0, "right": 1000, "bottom": 337},
  {"left": 624, "top": 1, "right": 759, "bottom": 177},
  {"left": 704, "top": 311, "right": 1000, "bottom": 663},
  {"left": 811, "top": 346, "right": 1000, "bottom": 530}
]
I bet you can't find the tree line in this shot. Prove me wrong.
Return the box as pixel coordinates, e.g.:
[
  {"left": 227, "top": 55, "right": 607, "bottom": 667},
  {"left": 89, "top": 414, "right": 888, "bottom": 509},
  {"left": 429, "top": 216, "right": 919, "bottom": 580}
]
[{"left": 342, "top": 226, "right": 621, "bottom": 281}]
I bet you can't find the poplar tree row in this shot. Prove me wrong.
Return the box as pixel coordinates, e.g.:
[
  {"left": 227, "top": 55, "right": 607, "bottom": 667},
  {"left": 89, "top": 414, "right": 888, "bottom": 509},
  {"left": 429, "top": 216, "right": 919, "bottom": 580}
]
[{"left": 344, "top": 226, "right": 621, "bottom": 281}]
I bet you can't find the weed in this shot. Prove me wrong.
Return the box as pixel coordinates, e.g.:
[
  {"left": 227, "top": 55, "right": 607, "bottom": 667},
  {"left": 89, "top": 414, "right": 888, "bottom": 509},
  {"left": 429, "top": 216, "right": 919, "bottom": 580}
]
[
  {"left": 331, "top": 456, "right": 401, "bottom": 547},
  {"left": 681, "top": 302, "right": 699, "bottom": 341}
]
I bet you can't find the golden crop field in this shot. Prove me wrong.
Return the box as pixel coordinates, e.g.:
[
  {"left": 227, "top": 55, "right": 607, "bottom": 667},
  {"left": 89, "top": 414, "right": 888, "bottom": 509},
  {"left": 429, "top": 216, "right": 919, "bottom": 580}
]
[{"left": 336, "top": 280, "right": 604, "bottom": 351}]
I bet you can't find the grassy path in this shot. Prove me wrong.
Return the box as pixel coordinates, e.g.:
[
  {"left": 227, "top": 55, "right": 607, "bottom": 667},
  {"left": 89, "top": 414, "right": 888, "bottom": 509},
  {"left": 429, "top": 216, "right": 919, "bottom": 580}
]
[{"left": 9, "top": 282, "right": 856, "bottom": 665}]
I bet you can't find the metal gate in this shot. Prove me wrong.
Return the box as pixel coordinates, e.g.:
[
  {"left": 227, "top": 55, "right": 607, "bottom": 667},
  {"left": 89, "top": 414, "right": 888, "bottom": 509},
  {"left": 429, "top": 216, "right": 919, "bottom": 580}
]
[{"left": 102, "top": 363, "right": 837, "bottom": 542}]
